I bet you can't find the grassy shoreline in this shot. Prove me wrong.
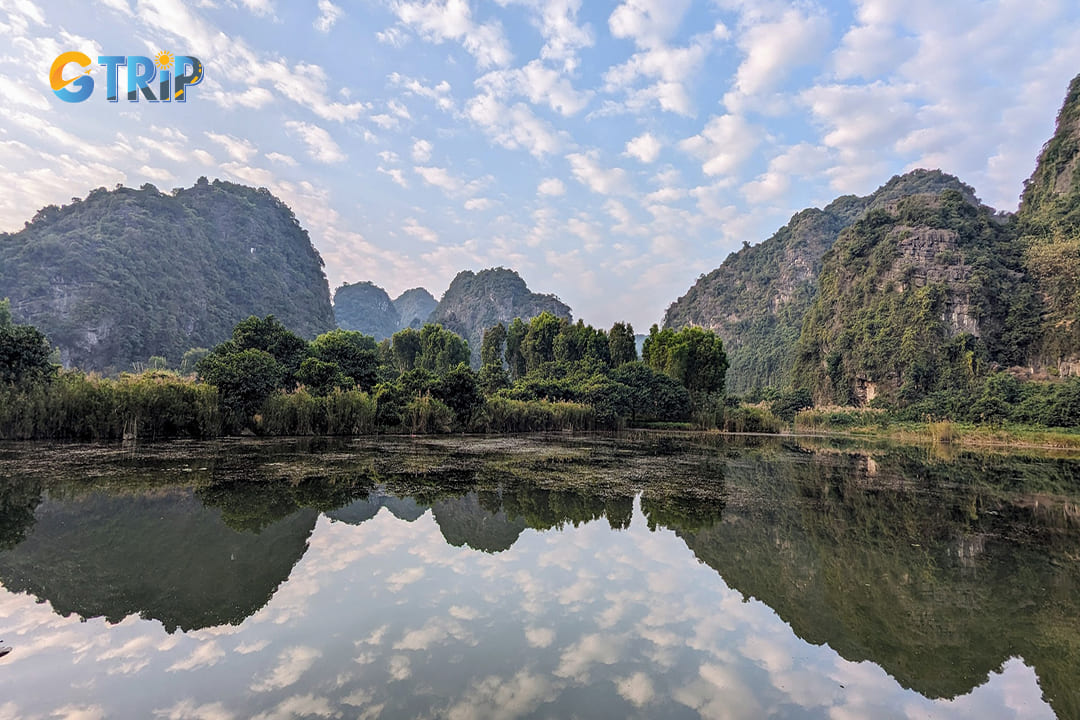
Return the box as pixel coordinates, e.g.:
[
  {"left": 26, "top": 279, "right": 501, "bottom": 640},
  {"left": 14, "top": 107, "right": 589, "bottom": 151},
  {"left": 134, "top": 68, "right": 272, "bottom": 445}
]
[{"left": 782, "top": 420, "right": 1080, "bottom": 452}]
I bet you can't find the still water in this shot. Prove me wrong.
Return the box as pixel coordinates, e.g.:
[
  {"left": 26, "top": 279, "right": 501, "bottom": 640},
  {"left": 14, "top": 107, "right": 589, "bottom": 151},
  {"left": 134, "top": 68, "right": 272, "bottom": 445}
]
[{"left": 0, "top": 433, "right": 1077, "bottom": 719}]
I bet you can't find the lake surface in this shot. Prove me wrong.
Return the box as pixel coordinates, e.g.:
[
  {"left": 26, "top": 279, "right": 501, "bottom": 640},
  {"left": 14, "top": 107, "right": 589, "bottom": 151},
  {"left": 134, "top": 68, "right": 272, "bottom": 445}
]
[{"left": 0, "top": 433, "right": 1077, "bottom": 719}]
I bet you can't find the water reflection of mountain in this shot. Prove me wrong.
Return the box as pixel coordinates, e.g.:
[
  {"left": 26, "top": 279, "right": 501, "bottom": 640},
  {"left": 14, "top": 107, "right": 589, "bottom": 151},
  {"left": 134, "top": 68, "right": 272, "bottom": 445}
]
[
  {"left": 433, "top": 493, "right": 526, "bottom": 553},
  {"left": 0, "top": 488, "right": 317, "bottom": 633},
  {"left": 649, "top": 448, "right": 1080, "bottom": 720},
  {"left": 327, "top": 495, "right": 428, "bottom": 524},
  {"left": 328, "top": 486, "right": 634, "bottom": 553},
  {"left": 0, "top": 437, "right": 1078, "bottom": 716}
]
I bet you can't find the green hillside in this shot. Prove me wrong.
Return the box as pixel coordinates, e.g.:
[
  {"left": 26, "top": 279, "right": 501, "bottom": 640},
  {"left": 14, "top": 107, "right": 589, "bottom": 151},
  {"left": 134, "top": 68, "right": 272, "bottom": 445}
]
[{"left": 0, "top": 178, "right": 335, "bottom": 371}]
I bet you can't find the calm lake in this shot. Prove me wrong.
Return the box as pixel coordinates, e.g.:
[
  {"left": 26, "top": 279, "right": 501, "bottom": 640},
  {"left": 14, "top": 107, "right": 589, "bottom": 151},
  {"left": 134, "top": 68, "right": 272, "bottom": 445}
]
[{"left": 0, "top": 433, "right": 1077, "bottom": 720}]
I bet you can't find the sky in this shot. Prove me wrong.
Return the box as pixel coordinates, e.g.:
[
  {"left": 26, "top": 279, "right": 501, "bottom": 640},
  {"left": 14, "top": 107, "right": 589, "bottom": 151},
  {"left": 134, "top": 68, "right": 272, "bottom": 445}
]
[{"left": 2, "top": 0, "right": 1080, "bottom": 331}]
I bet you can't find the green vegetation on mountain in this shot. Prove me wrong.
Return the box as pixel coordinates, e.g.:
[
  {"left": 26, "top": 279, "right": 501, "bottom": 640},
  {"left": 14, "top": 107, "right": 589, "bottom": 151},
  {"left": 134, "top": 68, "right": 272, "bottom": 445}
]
[
  {"left": 428, "top": 268, "right": 572, "bottom": 366},
  {"left": 0, "top": 178, "right": 335, "bottom": 372},
  {"left": 1018, "top": 74, "right": 1080, "bottom": 366},
  {"left": 793, "top": 190, "right": 1039, "bottom": 405},
  {"left": 664, "top": 170, "right": 978, "bottom": 394}
]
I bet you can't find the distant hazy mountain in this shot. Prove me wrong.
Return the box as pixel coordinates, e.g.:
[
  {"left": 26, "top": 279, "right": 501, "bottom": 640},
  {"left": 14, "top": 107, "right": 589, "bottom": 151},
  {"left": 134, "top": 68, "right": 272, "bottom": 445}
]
[
  {"left": 333, "top": 283, "right": 437, "bottom": 340},
  {"left": 392, "top": 287, "right": 437, "bottom": 330},
  {"left": 333, "top": 281, "right": 400, "bottom": 340},
  {"left": 0, "top": 178, "right": 335, "bottom": 371}
]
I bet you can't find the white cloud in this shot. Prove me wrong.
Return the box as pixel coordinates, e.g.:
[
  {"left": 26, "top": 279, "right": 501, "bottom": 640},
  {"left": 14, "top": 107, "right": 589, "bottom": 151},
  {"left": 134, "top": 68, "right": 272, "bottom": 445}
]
[
  {"left": 379, "top": 166, "right": 409, "bottom": 187},
  {"left": 204, "top": 132, "right": 257, "bottom": 163},
  {"left": 266, "top": 152, "right": 298, "bottom": 166},
  {"left": 376, "top": 26, "right": 410, "bottom": 46},
  {"left": 538, "top": 177, "right": 566, "bottom": 196},
  {"left": 524, "top": 627, "right": 556, "bottom": 648},
  {"left": 742, "top": 142, "right": 831, "bottom": 204},
  {"left": 602, "top": 32, "right": 716, "bottom": 116},
  {"left": 727, "top": 9, "right": 830, "bottom": 105},
  {"left": 153, "top": 700, "right": 233, "bottom": 720},
  {"left": 625, "top": 132, "right": 662, "bottom": 163},
  {"left": 389, "top": 73, "right": 455, "bottom": 112},
  {"left": 403, "top": 217, "right": 439, "bottom": 243},
  {"left": 238, "top": 0, "right": 273, "bottom": 16},
  {"left": 314, "top": 0, "right": 343, "bottom": 33},
  {"left": 167, "top": 642, "right": 225, "bottom": 672},
  {"left": 466, "top": 94, "right": 562, "bottom": 157},
  {"left": 249, "top": 695, "right": 334, "bottom": 720},
  {"left": 414, "top": 165, "right": 464, "bottom": 193},
  {"left": 566, "top": 151, "right": 633, "bottom": 196},
  {"left": 285, "top": 121, "right": 346, "bottom": 164},
  {"left": 679, "top": 114, "right": 762, "bottom": 177},
  {"left": 615, "top": 672, "right": 655, "bottom": 707},
  {"left": 464, "top": 197, "right": 493, "bottom": 210},
  {"left": 476, "top": 60, "right": 592, "bottom": 116},
  {"left": 412, "top": 139, "right": 433, "bottom": 162},
  {"left": 609, "top": 0, "right": 692, "bottom": 49},
  {"left": 392, "top": 0, "right": 513, "bottom": 69}
]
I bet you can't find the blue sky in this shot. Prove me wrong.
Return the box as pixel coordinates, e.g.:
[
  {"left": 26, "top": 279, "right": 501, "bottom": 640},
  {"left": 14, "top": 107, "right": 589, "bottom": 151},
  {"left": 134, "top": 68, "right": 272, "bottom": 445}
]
[{"left": 2, "top": 0, "right": 1080, "bottom": 331}]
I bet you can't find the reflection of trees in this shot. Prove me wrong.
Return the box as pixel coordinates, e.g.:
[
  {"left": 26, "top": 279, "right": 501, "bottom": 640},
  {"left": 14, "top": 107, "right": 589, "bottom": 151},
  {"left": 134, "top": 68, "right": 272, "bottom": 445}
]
[
  {"left": 500, "top": 485, "right": 634, "bottom": 532},
  {"left": 0, "top": 477, "right": 42, "bottom": 551},
  {"left": 196, "top": 472, "right": 374, "bottom": 533},
  {"left": 641, "top": 492, "right": 724, "bottom": 533},
  {"left": 660, "top": 447, "right": 1080, "bottom": 720}
]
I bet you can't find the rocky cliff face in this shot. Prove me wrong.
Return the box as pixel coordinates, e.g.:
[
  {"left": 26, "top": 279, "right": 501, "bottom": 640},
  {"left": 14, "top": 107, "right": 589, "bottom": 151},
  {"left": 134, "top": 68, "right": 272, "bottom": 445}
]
[
  {"left": 0, "top": 179, "right": 335, "bottom": 371},
  {"left": 392, "top": 287, "right": 437, "bottom": 329},
  {"left": 663, "top": 170, "right": 976, "bottom": 393},
  {"left": 332, "top": 281, "right": 400, "bottom": 340},
  {"left": 1018, "top": 73, "right": 1080, "bottom": 368},
  {"left": 428, "top": 268, "right": 572, "bottom": 365}
]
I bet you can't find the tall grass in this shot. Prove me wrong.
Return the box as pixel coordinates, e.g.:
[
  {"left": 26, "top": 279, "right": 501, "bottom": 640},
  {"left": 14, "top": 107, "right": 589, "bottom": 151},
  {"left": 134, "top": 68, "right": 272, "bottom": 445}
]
[
  {"left": 714, "top": 403, "right": 783, "bottom": 433},
  {"left": 929, "top": 420, "right": 956, "bottom": 444},
  {"left": 259, "top": 388, "right": 377, "bottom": 436},
  {"left": 471, "top": 397, "right": 598, "bottom": 433},
  {"left": 0, "top": 371, "right": 219, "bottom": 440},
  {"left": 794, "top": 406, "right": 889, "bottom": 431},
  {"left": 404, "top": 395, "right": 455, "bottom": 434}
]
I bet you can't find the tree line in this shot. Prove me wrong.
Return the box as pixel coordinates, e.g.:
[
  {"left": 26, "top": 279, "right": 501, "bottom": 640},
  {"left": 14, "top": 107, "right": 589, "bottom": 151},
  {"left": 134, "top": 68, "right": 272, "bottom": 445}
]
[{"left": 0, "top": 300, "right": 732, "bottom": 439}]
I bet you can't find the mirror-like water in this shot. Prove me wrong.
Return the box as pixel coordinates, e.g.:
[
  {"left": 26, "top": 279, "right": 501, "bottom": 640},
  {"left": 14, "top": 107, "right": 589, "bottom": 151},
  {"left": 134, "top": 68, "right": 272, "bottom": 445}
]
[{"left": 0, "top": 434, "right": 1077, "bottom": 719}]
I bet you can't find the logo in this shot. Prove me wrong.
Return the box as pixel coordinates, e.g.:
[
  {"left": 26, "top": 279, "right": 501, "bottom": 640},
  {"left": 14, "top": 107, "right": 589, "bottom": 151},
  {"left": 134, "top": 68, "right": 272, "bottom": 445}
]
[{"left": 50, "top": 51, "right": 204, "bottom": 103}]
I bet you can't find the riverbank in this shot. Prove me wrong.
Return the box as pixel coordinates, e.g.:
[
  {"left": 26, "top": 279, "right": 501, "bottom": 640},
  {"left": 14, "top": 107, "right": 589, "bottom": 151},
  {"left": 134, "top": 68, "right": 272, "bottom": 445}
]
[{"left": 789, "top": 417, "right": 1080, "bottom": 452}]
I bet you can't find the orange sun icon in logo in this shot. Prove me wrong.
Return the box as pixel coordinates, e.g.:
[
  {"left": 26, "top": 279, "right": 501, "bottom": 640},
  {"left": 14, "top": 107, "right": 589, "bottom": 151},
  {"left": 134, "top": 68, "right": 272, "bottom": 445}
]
[{"left": 154, "top": 50, "right": 173, "bottom": 71}]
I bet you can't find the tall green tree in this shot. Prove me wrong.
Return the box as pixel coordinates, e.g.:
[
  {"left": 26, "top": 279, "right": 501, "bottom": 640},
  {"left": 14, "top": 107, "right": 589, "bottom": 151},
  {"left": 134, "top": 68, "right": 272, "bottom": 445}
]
[
  {"left": 433, "top": 363, "right": 484, "bottom": 426},
  {"left": 0, "top": 300, "right": 55, "bottom": 385},
  {"left": 418, "top": 324, "right": 470, "bottom": 375},
  {"left": 609, "top": 322, "right": 637, "bottom": 366},
  {"left": 481, "top": 323, "right": 507, "bottom": 368},
  {"left": 296, "top": 357, "right": 350, "bottom": 396},
  {"left": 229, "top": 315, "right": 309, "bottom": 384},
  {"left": 310, "top": 329, "right": 378, "bottom": 390},
  {"left": 197, "top": 348, "right": 283, "bottom": 429},
  {"left": 505, "top": 318, "right": 527, "bottom": 380},
  {"left": 522, "top": 312, "right": 563, "bottom": 372},
  {"left": 392, "top": 328, "right": 422, "bottom": 372},
  {"left": 643, "top": 325, "right": 729, "bottom": 396}
]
